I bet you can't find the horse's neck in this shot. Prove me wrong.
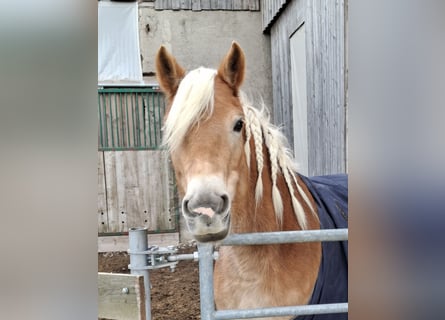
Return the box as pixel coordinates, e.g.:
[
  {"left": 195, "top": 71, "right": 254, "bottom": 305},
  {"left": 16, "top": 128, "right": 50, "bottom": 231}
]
[
  {"left": 231, "top": 141, "right": 294, "bottom": 234},
  {"left": 219, "top": 140, "right": 322, "bottom": 309},
  {"left": 231, "top": 139, "right": 318, "bottom": 235}
]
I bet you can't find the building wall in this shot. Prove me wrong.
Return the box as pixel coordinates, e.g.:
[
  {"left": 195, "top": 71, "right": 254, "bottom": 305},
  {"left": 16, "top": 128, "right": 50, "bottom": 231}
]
[
  {"left": 137, "top": 4, "right": 272, "bottom": 242},
  {"left": 265, "top": 0, "right": 347, "bottom": 176},
  {"left": 138, "top": 4, "right": 273, "bottom": 111}
]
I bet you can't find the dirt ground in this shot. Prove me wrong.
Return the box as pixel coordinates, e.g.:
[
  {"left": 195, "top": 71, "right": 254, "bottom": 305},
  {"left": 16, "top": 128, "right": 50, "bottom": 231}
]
[{"left": 98, "top": 244, "right": 201, "bottom": 320}]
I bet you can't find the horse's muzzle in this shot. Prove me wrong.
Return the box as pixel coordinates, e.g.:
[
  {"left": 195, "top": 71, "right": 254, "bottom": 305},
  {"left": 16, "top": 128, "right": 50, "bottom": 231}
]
[{"left": 181, "top": 187, "right": 231, "bottom": 242}]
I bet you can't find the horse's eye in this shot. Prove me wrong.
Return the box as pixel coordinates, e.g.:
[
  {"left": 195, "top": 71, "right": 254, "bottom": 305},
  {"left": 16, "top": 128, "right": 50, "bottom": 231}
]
[{"left": 233, "top": 119, "right": 243, "bottom": 132}]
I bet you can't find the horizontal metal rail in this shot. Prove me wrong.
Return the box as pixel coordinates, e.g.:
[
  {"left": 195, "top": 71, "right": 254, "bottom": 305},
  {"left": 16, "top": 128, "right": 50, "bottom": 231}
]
[
  {"left": 214, "top": 303, "right": 348, "bottom": 319},
  {"left": 98, "top": 87, "right": 161, "bottom": 93},
  {"left": 221, "top": 228, "right": 348, "bottom": 246}
]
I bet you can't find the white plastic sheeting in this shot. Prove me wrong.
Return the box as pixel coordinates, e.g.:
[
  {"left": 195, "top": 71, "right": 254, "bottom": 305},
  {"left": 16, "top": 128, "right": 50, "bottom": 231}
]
[{"left": 98, "top": 1, "right": 143, "bottom": 84}]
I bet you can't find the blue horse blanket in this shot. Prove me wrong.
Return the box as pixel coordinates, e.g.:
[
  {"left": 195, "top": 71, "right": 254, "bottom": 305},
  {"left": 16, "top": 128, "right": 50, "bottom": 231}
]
[{"left": 295, "top": 174, "right": 348, "bottom": 320}]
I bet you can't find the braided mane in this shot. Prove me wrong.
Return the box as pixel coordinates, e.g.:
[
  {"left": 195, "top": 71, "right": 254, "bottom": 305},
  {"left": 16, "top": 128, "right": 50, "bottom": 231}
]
[
  {"left": 163, "top": 67, "right": 314, "bottom": 229},
  {"left": 241, "top": 96, "right": 315, "bottom": 229}
]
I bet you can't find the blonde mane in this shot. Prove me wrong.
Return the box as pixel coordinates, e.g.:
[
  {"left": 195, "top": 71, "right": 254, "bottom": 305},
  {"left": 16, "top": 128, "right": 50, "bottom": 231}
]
[
  {"left": 163, "top": 67, "right": 314, "bottom": 229},
  {"left": 163, "top": 67, "right": 217, "bottom": 152},
  {"left": 241, "top": 96, "right": 314, "bottom": 229}
]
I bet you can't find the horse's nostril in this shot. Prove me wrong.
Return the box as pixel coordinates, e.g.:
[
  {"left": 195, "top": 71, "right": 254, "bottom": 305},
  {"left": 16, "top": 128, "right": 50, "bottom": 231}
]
[
  {"left": 182, "top": 199, "right": 194, "bottom": 216},
  {"left": 220, "top": 194, "right": 230, "bottom": 213}
]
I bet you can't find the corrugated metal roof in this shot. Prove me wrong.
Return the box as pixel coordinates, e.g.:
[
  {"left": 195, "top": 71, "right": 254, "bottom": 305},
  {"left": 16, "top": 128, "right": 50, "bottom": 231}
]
[
  {"left": 144, "top": 0, "right": 260, "bottom": 11},
  {"left": 261, "top": 0, "right": 288, "bottom": 33}
]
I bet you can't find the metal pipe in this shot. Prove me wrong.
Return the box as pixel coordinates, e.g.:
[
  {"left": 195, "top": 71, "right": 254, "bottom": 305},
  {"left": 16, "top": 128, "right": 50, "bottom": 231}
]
[
  {"left": 167, "top": 253, "right": 198, "bottom": 262},
  {"left": 214, "top": 303, "right": 348, "bottom": 319},
  {"left": 221, "top": 228, "right": 348, "bottom": 246},
  {"left": 198, "top": 243, "right": 216, "bottom": 320},
  {"left": 128, "top": 227, "right": 151, "bottom": 320}
]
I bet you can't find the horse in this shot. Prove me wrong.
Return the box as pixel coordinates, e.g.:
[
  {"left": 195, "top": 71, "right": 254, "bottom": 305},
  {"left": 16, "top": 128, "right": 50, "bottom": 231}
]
[{"left": 155, "top": 42, "right": 348, "bottom": 320}]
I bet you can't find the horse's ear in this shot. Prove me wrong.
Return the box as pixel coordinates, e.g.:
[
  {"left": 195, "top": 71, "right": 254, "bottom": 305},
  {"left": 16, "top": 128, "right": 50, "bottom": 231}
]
[
  {"left": 155, "top": 46, "right": 186, "bottom": 99},
  {"left": 217, "top": 41, "right": 245, "bottom": 95}
]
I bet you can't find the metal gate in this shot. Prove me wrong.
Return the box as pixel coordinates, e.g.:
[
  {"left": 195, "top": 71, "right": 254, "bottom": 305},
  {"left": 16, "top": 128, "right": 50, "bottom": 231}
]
[
  {"left": 197, "top": 230, "right": 348, "bottom": 319},
  {"left": 128, "top": 228, "right": 348, "bottom": 319}
]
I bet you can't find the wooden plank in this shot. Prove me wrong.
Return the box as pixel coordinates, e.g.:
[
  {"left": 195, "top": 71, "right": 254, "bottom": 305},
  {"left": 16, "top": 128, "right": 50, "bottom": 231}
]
[
  {"left": 104, "top": 151, "right": 120, "bottom": 232},
  {"left": 98, "top": 151, "right": 109, "bottom": 233},
  {"left": 120, "top": 151, "right": 139, "bottom": 230},
  {"left": 98, "top": 273, "right": 145, "bottom": 320},
  {"left": 149, "top": 151, "right": 175, "bottom": 230},
  {"left": 116, "top": 151, "right": 129, "bottom": 232},
  {"left": 98, "top": 232, "right": 180, "bottom": 252},
  {"left": 103, "top": 150, "right": 176, "bottom": 233},
  {"left": 146, "top": 151, "right": 162, "bottom": 230}
]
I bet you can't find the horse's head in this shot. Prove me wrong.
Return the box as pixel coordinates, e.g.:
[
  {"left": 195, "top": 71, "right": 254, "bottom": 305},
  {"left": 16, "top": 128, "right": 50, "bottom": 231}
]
[{"left": 156, "top": 42, "right": 247, "bottom": 242}]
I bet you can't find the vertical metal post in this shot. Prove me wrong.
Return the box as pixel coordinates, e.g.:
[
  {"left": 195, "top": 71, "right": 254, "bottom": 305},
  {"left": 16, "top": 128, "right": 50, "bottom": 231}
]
[
  {"left": 129, "top": 227, "right": 151, "bottom": 320},
  {"left": 198, "top": 243, "right": 216, "bottom": 320}
]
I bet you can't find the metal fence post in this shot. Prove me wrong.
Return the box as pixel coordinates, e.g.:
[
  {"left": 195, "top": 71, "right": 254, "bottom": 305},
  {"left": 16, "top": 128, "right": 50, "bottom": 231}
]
[
  {"left": 129, "top": 227, "right": 151, "bottom": 320},
  {"left": 198, "top": 243, "right": 216, "bottom": 320}
]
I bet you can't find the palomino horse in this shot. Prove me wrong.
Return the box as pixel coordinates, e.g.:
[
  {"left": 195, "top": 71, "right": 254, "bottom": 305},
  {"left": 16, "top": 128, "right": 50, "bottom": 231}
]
[{"left": 156, "top": 42, "right": 348, "bottom": 320}]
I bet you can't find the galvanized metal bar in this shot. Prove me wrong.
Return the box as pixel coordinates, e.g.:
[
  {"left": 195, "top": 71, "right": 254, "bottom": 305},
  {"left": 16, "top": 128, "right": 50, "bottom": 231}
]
[
  {"left": 128, "top": 227, "right": 151, "bottom": 320},
  {"left": 221, "top": 228, "right": 348, "bottom": 246},
  {"left": 214, "top": 303, "right": 348, "bottom": 319},
  {"left": 99, "top": 87, "right": 158, "bottom": 94},
  {"left": 198, "top": 243, "right": 216, "bottom": 320},
  {"left": 99, "top": 146, "right": 160, "bottom": 151},
  {"left": 167, "top": 252, "right": 198, "bottom": 262}
]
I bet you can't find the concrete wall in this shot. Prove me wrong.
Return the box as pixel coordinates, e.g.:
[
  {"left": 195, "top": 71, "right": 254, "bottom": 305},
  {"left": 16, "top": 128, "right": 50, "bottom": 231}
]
[
  {"left": 138, "top": 5, "right": 273, "bottom": 110},
  {"left": 137, "top": 5, "right": 273, "bottom": 243}
]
